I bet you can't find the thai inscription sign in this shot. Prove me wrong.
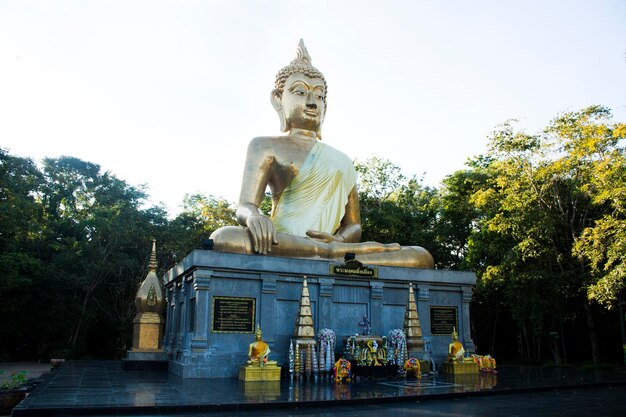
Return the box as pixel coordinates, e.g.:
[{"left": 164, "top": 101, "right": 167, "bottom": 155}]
[
  {"left": 212, "top": 296, "right": 255, "bottom": 333},
  {"left": 430, "top": 306, "right": 458, "bottom": 335},
  {"left": 330, "top": 260, "right": 378, "bottom": 278}
]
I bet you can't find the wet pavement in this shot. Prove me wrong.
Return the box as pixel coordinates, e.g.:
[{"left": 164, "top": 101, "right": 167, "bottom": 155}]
[{"left": 11, "top": 361, "right": 626, "bottom": 416}]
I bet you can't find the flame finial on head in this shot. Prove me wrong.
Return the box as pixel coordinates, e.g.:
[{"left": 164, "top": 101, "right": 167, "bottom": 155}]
[{"left": 294, "top": 39, "right": 311, "bottom": 64}]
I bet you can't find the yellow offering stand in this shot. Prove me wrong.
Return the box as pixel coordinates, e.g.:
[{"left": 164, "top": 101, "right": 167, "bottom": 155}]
[
  {"left": 238, "top": 364, "right": 281, "bottom": 381},
  {"left": 442, "top": 361, "right": 479, "bottom": 375}
]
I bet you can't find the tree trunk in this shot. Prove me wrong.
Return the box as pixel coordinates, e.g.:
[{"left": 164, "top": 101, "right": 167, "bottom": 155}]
[
  {"left": 559, "top": 316, "right": 568, "bottom": 364},
  {"left": 69, "top": 286, "right": 94, "bottom": 348},
  {"left": 533, "top": 336, "right": 541, "bottom": 361},
  {"left": 522, "top": 324, "right": 531, "bottom": 360},
  {"left": 549, "top": 334, "right": 561, "bottom": 365},
  {"left": 490, "top": 303, "right": 499, "bottom": 354},
  {"left": 583, "top": 302, "right": 600, "bottom": 364},
  {"left": 617, "top": 300, "right": 626, "bottom": 365}
]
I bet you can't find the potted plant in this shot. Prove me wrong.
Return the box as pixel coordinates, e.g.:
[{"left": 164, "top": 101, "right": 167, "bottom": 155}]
[
  {"left": 0, "top": 370, "right": 28, "bottom": 415},
  {"left": 50, "top": 349, "right": 70, "bottom": 368}
]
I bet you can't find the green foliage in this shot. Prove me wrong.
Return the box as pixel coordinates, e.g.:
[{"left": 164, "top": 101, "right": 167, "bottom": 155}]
[
  {"left": 460, "top": 105, "right": 625, "bottom": 363},
  {"left": 355, "top": 157, "right": 406, "bottom": 201},
  {"left": 0, "top": 152, "right": 173, "bottom": 359},
  {"left": 355, "top": 158, "right": 441, "bottom": 261},
  {"left": 0, "top": 370, "right": 28, "bottom": 390},
  {"left": 570, "top": 111, "right": 626, "bottom": 308},
  {"left": 162, "top": 194, "right": 237, "bottom": 267},
  {"left": 259, "top": 192, "right": 273, "bottom": 217}
]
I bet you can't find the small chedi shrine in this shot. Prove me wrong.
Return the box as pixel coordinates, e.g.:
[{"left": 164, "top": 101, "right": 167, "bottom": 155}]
[
  {"left": 155, "top": 40, "right": 476, "bottom": 378},
  {"left": 290, "top": 277, "right": 317, "bottom": 378},
  {"left": 123, "top": 240, "right": 168, "bottom": 370}
]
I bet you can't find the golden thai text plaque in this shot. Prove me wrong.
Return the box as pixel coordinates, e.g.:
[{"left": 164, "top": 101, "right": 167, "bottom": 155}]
[
  {"left": 330, "top": 260, "right": 378, "bottom": 278},
  {"left": 212, "top": 296, "right": 256, "bottom": 333},
  {"left": 430, "top": 306, "right": 458, "bottom": 335}
]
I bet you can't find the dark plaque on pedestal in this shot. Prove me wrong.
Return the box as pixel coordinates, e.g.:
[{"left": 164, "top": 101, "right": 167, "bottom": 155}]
[
  {"left": 430, "top": 306, "right": 458, "bottom": 335},
  {"left": 330, "top": 259, "right": 378, "bottom": 278},
  {"left": 212, "top": 296, "right": 255, "bottom": 333}
]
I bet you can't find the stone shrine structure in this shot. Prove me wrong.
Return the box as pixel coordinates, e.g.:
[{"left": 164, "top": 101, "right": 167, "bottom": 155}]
[{"left": 162, "top": 250, "right": 474, "bottom": 378}]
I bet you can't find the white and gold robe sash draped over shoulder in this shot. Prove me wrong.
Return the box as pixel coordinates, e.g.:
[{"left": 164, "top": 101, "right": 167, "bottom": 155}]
[{"left": 271, "top": 141, "right": 356, "bottom": 237}]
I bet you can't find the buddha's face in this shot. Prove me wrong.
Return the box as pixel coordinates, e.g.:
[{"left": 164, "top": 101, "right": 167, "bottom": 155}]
[{"left": 274, "top": 73, "right": 326, "bottom": 134}]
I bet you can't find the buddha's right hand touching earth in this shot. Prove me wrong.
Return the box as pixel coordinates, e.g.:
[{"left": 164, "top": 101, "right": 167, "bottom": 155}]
[{"left": 246, "top": 213, "right": 278, "bottom": 255}]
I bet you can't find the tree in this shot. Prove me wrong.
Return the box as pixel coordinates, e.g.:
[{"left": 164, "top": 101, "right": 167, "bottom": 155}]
[
  {"left": 0, "top": 149, "right": 47, "bottom": 357},
  {"left": 355, "top": 158, "right": 439, "bottom": 257},
  {"left": 464, "top": 106, "right": 625, "bottom": 363},
  {"left": 39, "top": 156, "right": 166, "bottom": 356},
  {"left": 572, "top": 118, "right": 626, "bottom": 308},
  {"left": 163, "top": 194, "right": 237, "bottom": 268},
  {"left": 435, "top": 159, "right": 493, "bottom": 270}
]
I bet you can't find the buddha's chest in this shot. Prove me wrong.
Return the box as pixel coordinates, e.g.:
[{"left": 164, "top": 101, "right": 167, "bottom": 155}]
[
  {"left": 269, "top": 155, "right": 304, "bottom": 191},
  {"left": 271, "top": 143, "right": 316, "bottom": 183}
]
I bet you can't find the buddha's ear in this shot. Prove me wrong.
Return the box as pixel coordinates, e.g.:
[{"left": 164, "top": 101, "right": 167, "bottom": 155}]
[{"left": 271, "top": 89, "right": 288, "bottom": 132}]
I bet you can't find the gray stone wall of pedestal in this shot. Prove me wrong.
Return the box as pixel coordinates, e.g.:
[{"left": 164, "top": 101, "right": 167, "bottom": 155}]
[{"left": 162, "top": 250, "right": 476, "bottom": 378}]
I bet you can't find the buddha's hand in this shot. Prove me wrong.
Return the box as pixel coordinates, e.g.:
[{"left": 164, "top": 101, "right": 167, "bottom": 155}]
[
  {"left": 306, "top": 230, "right": 344, "bottom": 243},
  {"left": 246, "top": 214, "right": 278, "bottom": 255}
]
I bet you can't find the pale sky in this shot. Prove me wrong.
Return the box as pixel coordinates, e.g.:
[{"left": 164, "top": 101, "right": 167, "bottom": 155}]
[{"left": 1, "top": 0, "right": 625, "bottom": 216}]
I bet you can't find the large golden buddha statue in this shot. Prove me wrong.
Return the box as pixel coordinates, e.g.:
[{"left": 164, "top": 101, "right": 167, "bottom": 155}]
[{"left": 210, "top": 40, "right": 434, "bottom": 269}]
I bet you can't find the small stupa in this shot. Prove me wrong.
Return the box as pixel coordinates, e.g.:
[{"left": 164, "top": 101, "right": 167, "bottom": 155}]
[
  {"left": 403, "top": 283, "right": 425, "bottom": 352},
  {"left": 292, "top": 276, "right": 317, "bottom": 378},
  {"left": 132, "top": 240, "right": 165, "bottom": 351},
  {"left": 294, "top": 277, "right": 315, "bottom": 339},
  {"left": 123, "top": 240, "right": 168, "bottom": 370}
]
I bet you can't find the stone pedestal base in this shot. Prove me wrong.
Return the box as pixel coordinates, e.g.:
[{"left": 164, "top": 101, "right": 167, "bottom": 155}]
[
  {"left": 122, "top": 350, "right": 169, "bottom": 371},
  {"left": 293, "top": 339, "right": 316, "bottom": 377},
  {"left": 407, "top": 340, "right": 425, "bottom": 351},
  {"left": 352, "top": 363, "right": 397, "bottom": 379},
  {"left": 132, "top": 313, "right": 164, "bottom": 350},
  {"left": 238, "top": 365, "right": 281, "bottom": 381},
  {"left": 162, "top": 250, "right": 477, "bottom": 378},
  {"left": 442, "top": 361, "right": 478, "bottom": 375}
]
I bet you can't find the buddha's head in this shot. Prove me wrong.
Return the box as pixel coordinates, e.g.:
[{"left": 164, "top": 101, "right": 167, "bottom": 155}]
[
  {"left": 272, "top": 40, "right": 327, "bottom": 138},
  {"left": 255, "top": 324, "right": 262, "bottom": 341},
  {"left": 451, "top": 327, "right": 459, "bottom": 341}
]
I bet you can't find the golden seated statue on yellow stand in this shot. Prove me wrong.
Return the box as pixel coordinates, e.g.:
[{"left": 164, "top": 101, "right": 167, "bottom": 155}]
[
  {"left": 239, "top": 325, "right": 281, "bottom": 381},
  {"left": 442, "top": 328, "right": 478, "bottom": 375}
]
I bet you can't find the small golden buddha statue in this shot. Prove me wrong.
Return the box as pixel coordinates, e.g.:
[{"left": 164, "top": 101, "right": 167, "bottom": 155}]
[
  {"left": 210, "top": 40, "right": 434, "bottom": 269},
  {"left": 448, "top": 327, "right": 466, "bottom": 362},
  {"left": 247, "top": 325, "right": 276, "bottom": 367}
]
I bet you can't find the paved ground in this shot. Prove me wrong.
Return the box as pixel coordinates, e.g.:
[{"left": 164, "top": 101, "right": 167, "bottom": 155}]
[
  {"left": 125, "top": 386, "right": 626, "bottom": 417},
  {"left": 9, "top": 361, "right": 626, "bottom": 417}
]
